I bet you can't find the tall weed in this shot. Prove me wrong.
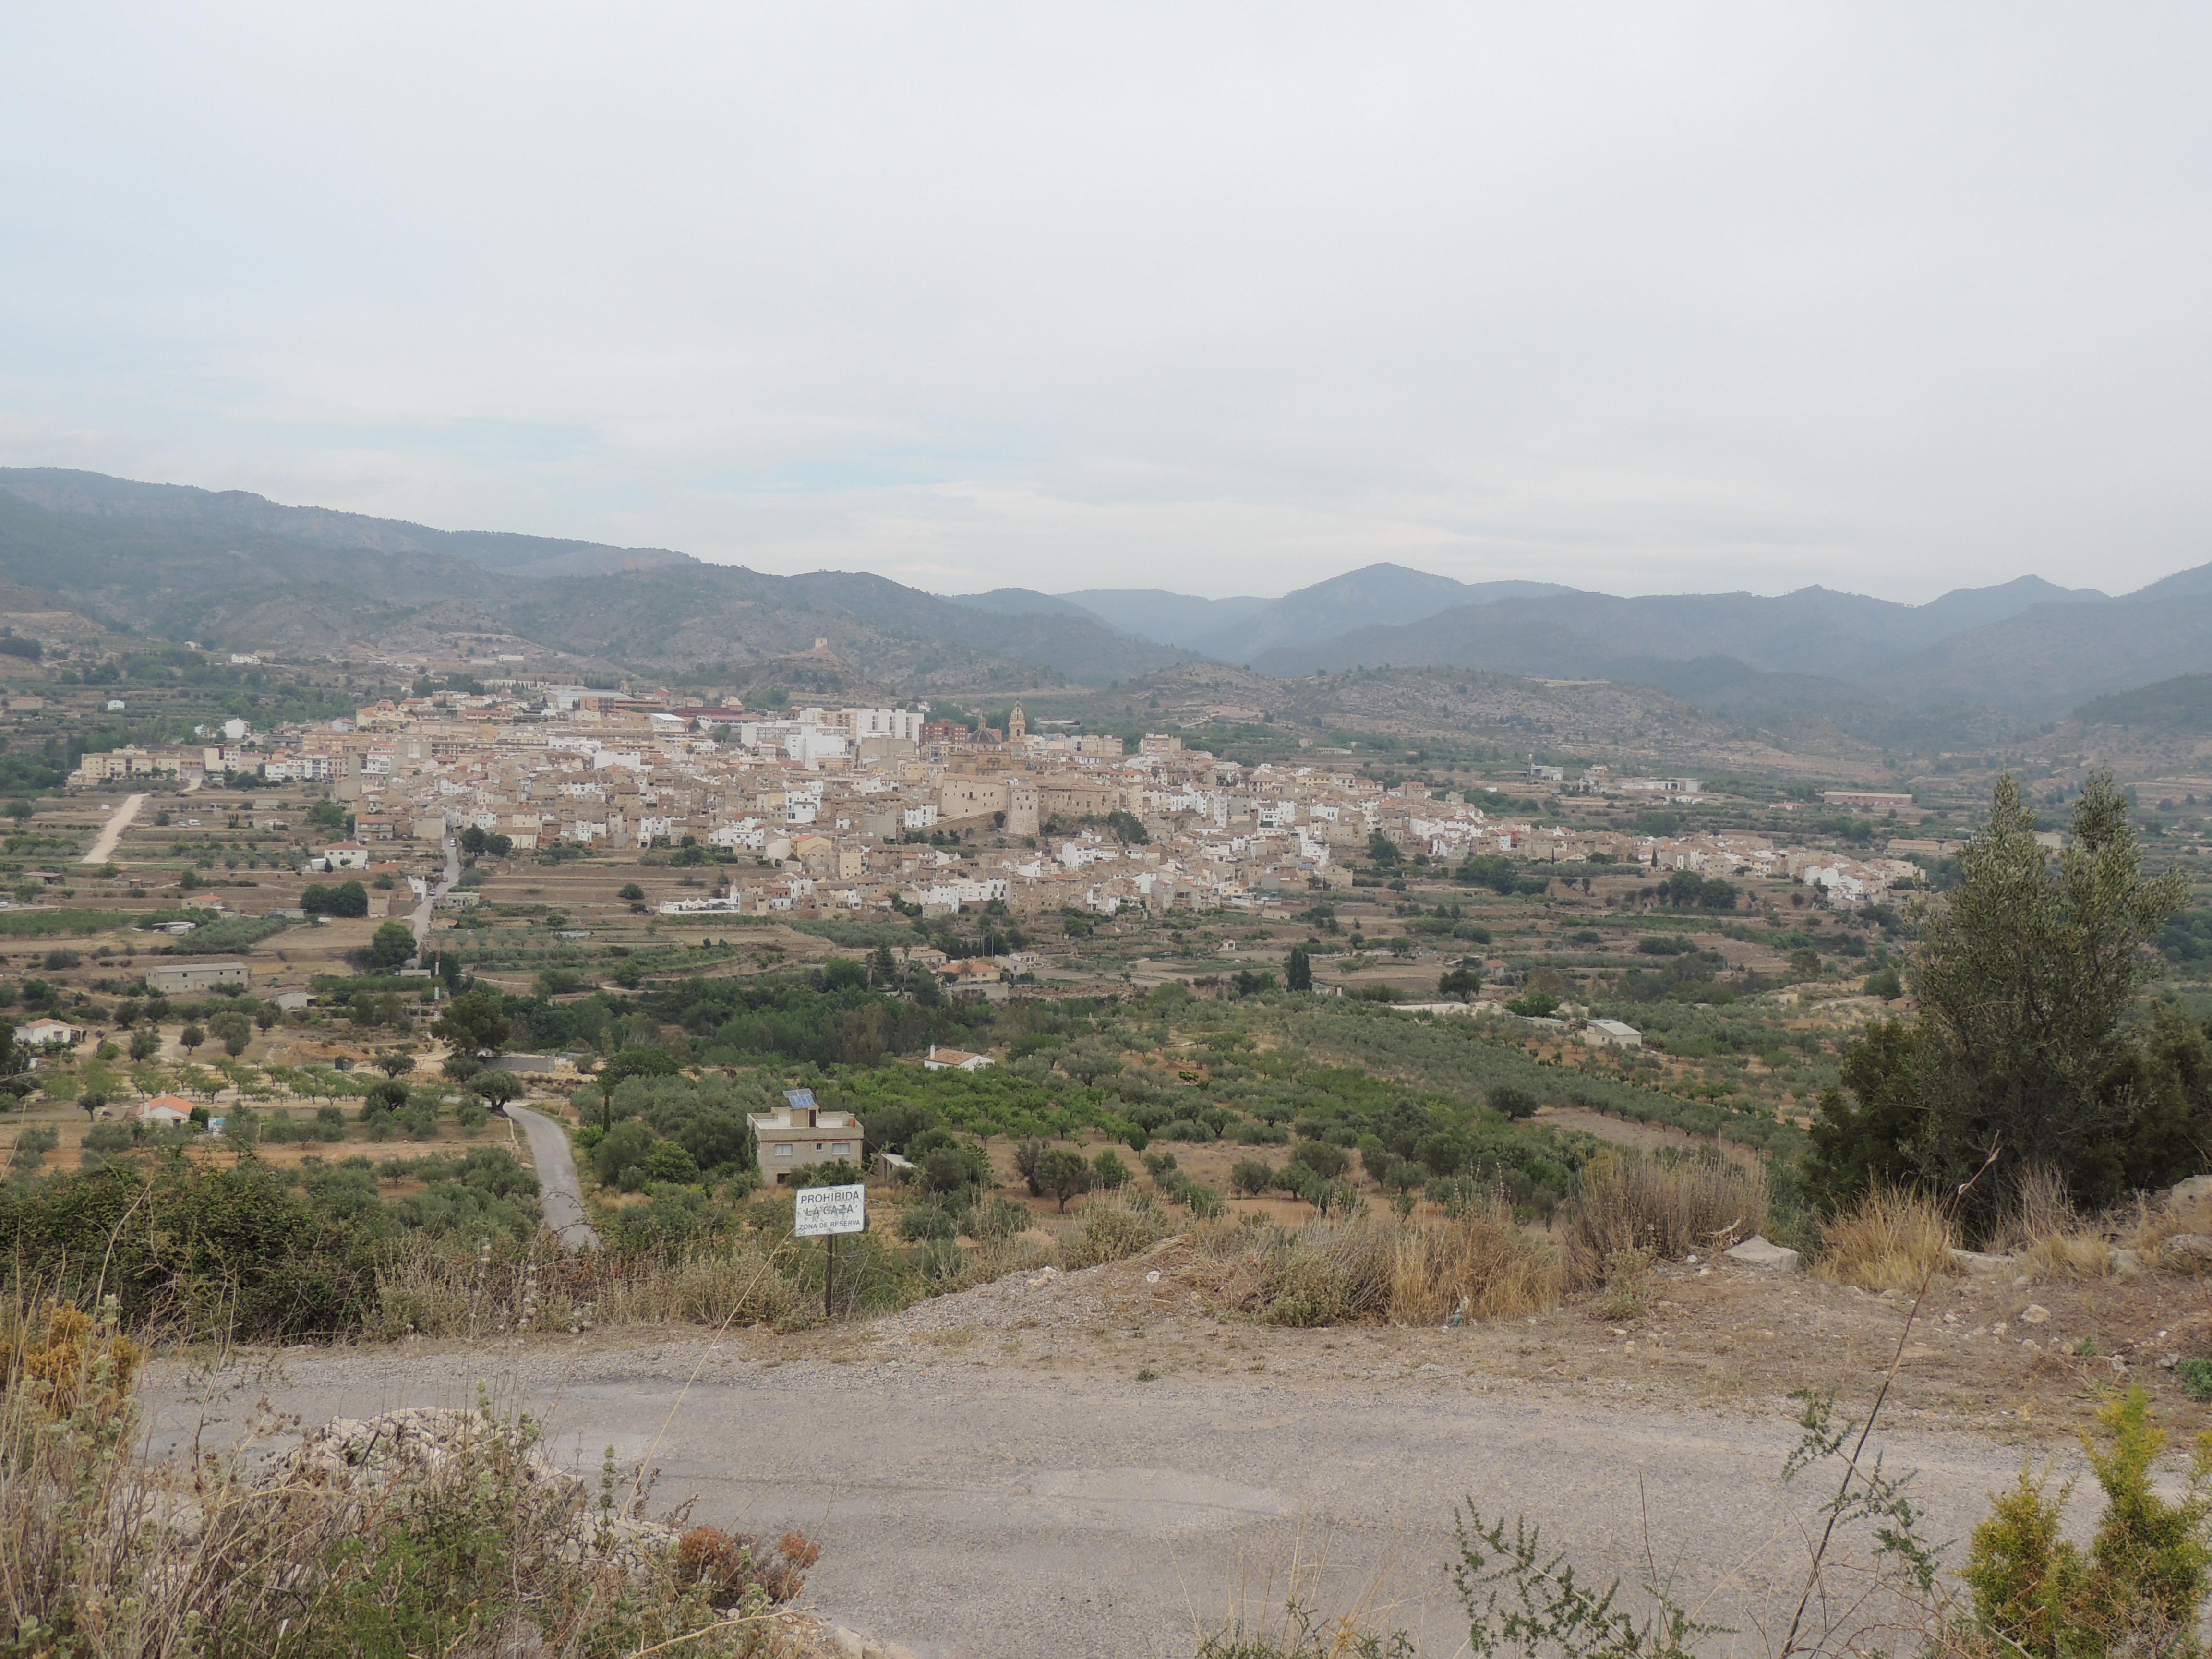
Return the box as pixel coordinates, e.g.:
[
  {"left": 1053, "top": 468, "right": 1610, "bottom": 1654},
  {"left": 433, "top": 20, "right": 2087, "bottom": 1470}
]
[
  {"left": 1191, "top": 1207, "right": 1560, "bottom": 1327},
  {"left": 1814, "top": 1188, "right": 1955, "bottom": 1292},
  {"left": 0, "top": 1294, "right": 802, "bottom": 1657},
  {"left": 1560, "top": 1154, "right": 1769, "bottom": 1287}
]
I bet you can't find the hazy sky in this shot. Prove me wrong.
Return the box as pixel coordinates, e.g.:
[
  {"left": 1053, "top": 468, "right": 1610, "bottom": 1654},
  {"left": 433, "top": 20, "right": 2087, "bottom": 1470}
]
[{"left": 4, "top": 5, "right": 2209, "bottom": 601}]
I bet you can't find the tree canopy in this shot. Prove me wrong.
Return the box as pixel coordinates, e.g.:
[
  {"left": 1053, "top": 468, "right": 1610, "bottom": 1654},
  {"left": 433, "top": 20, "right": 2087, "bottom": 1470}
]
[{"left": 1808, "top": 773, "right": 2196, "bottom": 1229}]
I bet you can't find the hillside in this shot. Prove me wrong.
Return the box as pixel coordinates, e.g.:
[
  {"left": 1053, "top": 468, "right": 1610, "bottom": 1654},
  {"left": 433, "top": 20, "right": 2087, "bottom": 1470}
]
[
  {"left": 0, "top": 469, "right": 1186, "bottom": 686},
  {"left": 0, "top": 467, "right": 692, "bottom": 579},
  {"left": 2075, "top": 673, "right": 2212, "bottom": 736},
  {"left": 1100, "top": 661, "right": 1881, "bottom": 777}
]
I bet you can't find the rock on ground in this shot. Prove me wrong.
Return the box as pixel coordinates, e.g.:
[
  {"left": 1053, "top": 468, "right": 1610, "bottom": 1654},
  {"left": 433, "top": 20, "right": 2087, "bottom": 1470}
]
[{"left": 1724, "top": 1235, "right": 1800, "bottom": 1271}]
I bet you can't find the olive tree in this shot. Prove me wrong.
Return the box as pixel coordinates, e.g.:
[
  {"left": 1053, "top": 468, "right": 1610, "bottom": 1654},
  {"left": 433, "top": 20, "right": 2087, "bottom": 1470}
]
[{"left": 1809, "top": 773, "right": 2193, "bottom": 1228}]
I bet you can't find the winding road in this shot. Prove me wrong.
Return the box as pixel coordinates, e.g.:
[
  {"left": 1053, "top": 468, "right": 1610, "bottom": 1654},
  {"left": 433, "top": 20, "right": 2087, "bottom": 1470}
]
[{"left": 506, "top": 1102, "right": 601, "bottom": 1251}]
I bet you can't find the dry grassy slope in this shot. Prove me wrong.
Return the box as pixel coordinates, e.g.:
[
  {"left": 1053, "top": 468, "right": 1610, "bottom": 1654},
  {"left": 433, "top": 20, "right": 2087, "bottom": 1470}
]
[{"left": 0, "top": 575, "right": 111, "bottom": 647}]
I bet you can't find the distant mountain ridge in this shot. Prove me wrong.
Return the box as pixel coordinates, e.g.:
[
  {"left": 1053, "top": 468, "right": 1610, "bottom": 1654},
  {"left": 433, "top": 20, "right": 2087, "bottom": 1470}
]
[
  {"left": 0, "top": 468, "right": 1188, "bottom": 686},
  {"left": 1243, "top": 572, "right": 2206, "bottom": 728},
  {"left": 1186, "top": 564, "right": 1578, "bottom": 661},
  {"left": 9, "top": 467, "right": 2207, "bottom": 738},
  {"left": 0, "top": 467, "right": 695, "bottom": 580},
  {"left": 945, "top": 562, "right": 1574, "bottom": 656},
  {"left": 1059, "top": 589, "right": 1270, "bottom": 647}
]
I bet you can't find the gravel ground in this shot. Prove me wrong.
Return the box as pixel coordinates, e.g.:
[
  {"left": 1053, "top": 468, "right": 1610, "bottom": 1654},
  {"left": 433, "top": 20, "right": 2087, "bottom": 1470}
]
[{"left": 141, "top": 1243, "right": 2160, "bottom": 1659}]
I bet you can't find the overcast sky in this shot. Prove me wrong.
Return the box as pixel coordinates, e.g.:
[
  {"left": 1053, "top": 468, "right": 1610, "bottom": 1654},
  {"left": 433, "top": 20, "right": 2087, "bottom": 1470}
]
[{"left": 3, "top": 5, "right": 2209, "bottom": 602}]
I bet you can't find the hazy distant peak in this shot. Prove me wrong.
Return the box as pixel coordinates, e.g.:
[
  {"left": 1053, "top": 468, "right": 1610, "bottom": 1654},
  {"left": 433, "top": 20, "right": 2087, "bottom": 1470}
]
[
  {"left": 945, "top": 587, "right": 1107, "bottom": 623},
  {"left": 1187, "top": 562, "right": 1578, "bottom": 663},
  {"left": 0, "top": 466, "right": 695, "bottom": 579},
  {"left": 1047, "top": 588, "right": 1269, "bottom": 647}
]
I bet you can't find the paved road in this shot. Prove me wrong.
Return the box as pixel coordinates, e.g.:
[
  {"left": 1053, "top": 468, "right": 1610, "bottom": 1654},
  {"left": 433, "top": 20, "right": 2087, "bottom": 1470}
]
[
  {"left": 149, "top": 1344, "right": 2046, "bottom": 1659},
  {"left": 80, "top": 792, "right": 144, "bottom": 864},
  {"left": 408, "top": 834, "right": 462, "bottom": 954},
  {"left": 506, "top": 1103, "right": 601, "bottom": 1250}
]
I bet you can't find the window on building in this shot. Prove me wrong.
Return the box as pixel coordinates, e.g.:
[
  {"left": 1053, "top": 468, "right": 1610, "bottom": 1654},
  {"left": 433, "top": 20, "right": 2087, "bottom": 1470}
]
[{"left": 774, "top": 1144, "right": 793, "bottom": 1158}]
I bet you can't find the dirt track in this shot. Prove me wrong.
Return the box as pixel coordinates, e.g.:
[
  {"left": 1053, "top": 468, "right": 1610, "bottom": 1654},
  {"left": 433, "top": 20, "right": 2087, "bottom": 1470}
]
[
  {"left": 79, "top": 791, "right": 143, "bottom": 864},
  {"left": 144, "top": 1248, "right": 2117, "bottom": 1659}
]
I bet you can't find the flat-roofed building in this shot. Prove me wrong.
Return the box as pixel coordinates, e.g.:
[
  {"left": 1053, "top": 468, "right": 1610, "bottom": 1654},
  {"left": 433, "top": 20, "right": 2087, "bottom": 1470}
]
[
  {"left": 747, "top": 1088, "right": 863, "bottom": 1184},
  {"left": 144, "top": 959, "right": 249, "bottom": 995}
]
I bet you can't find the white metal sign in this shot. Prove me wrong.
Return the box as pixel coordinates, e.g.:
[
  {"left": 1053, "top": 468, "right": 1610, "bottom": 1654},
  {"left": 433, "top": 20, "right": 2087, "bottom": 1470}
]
[{"left": 793, "top": 1182, "right": 867, "bottom": 1237}]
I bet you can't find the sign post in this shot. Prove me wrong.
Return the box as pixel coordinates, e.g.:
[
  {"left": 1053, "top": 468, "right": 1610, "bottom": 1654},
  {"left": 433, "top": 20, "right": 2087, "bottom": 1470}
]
[{"left": 792, "top": 1182, "right": 867, "bottom": 1319}]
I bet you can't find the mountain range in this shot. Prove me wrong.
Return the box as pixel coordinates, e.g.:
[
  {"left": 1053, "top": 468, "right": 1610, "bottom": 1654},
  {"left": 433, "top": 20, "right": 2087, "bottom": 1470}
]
[
  {"left": 0, "top": 469, "right": 1185, "bottom": 689},
  {"left": 955, "top": 562, "right": 2207, "bottom": 735},
  {"left": 948, "top": 566, "right": 1573, "bottom": 659},
  {"left": 2, "top": 467, "right": 2209, "bottom": 745}
]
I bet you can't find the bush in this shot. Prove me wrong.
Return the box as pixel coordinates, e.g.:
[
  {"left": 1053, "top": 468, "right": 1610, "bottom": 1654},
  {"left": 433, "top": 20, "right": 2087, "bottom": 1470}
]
[
  {"left": 1815, "top": 1186, "right": 1954, "bottom": 1292},
  {"left": 592, "top": 1120, "right": 655, "bottom": 1190},
  {"left": 8, "top": 1125, "right": 58, "bottom": 1173},
  {"left": 898, "top": 1196, "right": 966, "bottom": 1242},
  {"left": 642, "top": 1140, "right": 702, "bottom": 1185},
  {"left": 1231, "top": 1158, "right": 1275, "bottom": 1198},
  {"left": 1559, "top": 1155, "right": 1769, "bottom": 1286},
  {"left": 1965, "top": 1388, "right": 2212, "bottom": 1659},
  {"left": 0, "top": 1339, "right": 808, "bottom": 1658},
  {"left": 1062, "top": 1199, "right": 1174, "bottom": 1269},
  {"left": 0, "top": 1162, "right": 373, "bottom": 1341},
  {"left": 1488, "top": 1084, "right": 1539, "bottom": 1121},
  {"left": 1290, "top": 1140, "right": 1349, "bottom": 1181},
  {"left": 972, "top": 1197, "right": 1032, "bottom": 1239}
]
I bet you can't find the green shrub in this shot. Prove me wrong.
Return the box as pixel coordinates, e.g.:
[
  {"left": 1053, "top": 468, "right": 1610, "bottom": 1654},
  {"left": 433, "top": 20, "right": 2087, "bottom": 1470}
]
[
  {"left": 593, "top": 1120, "right": 654, "bottom": 1189},
  {"left": 898, "top": 1197, "right": 965, "bottom": 1242},
  {"left": 0, "top": 1161, "right": 373, "bottom": 1340},
  {"left": 1489, "top": 1084, "right": 1539, "bottom": 1121},
  {"left": 642, "top": 1140, "right": 702, "bottom": 1185},
  {"left": 1290, "top": 1140, "right": 1349, "bottom": 1181},
  {"left": 9, "top": 1125, "right": 58, "bottom": 1172},
  {"left": 788, "top": 1157, "right": 865, "bottom": 1189},
  {"left": 1965, "top": 1388, "right": 2212, "bottom": 1659}
]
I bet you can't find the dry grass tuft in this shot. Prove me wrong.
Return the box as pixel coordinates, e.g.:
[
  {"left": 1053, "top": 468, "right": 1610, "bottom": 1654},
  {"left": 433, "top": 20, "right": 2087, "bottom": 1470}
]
[
  {"left": 2017, "top": 1231, "right": 2115, "bottom": 1283},
  {"left": 1583, "top": 1247, "right": 1658, "bottom": 1322},
  {"left": 1814, "top": 1187, "right": 1955, "bottom": 1292},
  {"left": 1187, "top": 1202, "right": 1560, "bottom": 1328},
  {"left": 0, "top": 1293, "right": 802, "bottom": 1657},
  {"left": 1990, "top": 1165, "right": 2113, "bottom": 1282},
  {"left": 1387, "top": 1198, "right": 1563, "bottom": 1324},
  {"left": 1062, "top": 1198, "right": 1177, "bottom": 1269},
  {"left": 1559, "top": 1154, "right": 1769, "bottom": 1287},
  {"left": 937, "top": 1231, "right": 1060, "bottom": 1292},
  {"left": 2128, "top": 1184, "right": 2212, "bottom": 1265}
]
